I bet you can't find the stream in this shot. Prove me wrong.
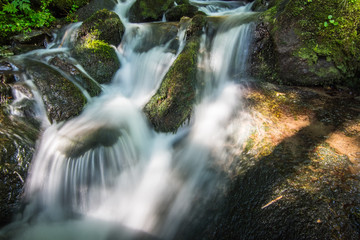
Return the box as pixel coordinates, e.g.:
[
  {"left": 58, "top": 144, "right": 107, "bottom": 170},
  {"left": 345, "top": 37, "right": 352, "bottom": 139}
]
[{"left": 1, "top": 1, "right": 257, "bottom": 239}]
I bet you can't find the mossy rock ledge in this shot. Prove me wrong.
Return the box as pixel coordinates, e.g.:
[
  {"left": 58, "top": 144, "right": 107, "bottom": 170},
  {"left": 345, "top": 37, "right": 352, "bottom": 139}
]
[
  {"left": 72, "top": 9, "right": 124, "bottom": 84},
  {"left": 250, "top": 0, "right": 360, "bottom": 90},
  {"left": 143, "top": 15, "right": 206, "bottom": 132}
]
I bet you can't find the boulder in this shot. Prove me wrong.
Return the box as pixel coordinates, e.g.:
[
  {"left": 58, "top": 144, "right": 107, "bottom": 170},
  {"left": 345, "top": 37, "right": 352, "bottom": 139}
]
[
  {"left": 49, "top": 56, "right": 102, "bottom": 97},
  {"left": 250, "top": 0, "right": 360, "bottom": 89},
  {"left": 72, "top": 9, "right": 124, "bottom": 84},
  {"left": 128, "top": 0, "right": 175, "bottom": 23},
  {"left": 77, "top": 9, "right": 125, "bottom": 46},
  {"left": 165, "top": 2, "right": 198, "bottom": 22},
  {"left": 25, "top": 60, "right": 87, "bottom": 123},
  {"left": 143, "top": 15, "right": 206, "bottom": 132}
]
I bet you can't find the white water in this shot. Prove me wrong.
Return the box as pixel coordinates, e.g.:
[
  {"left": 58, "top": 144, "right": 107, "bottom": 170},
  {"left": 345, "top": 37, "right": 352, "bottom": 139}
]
[{"left": 1, "top": 1, "right": 256, "bottom": 239}]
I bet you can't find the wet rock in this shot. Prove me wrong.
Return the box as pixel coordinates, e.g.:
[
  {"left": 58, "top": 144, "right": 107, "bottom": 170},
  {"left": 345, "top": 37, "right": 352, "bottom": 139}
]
[
  {"left": 174, "top": 82, "right": 360, "bottom": 239},
  {"left": 0, "top": 61, "right": 19, "bottom": 106},
  {"left": 49, "top": 56, "right": 102, "bottom": 97},
  {"left": 25, "top": 60, "right": 87, "bottom": 123},
  {"left": 59, "top": 127, "right": 121, "bottom": 158},
  {"left": 128, "top": 0, "right": 175, "bottom": 23},
  {"left": 165, "top": 2, "right": 198, "bottom": 22},
  {"left": 0, "top": 108, "right": 38, "bottom": 227},
  {"left": 10, "top": 30, "right": 53, "bottom": 55},
  {"left": 10, "top": 83, "right": 42, "bottom": 128},
  {"left": 72, "top": 9, "right": 123, "bottom": 84},
  {"left": 251, "top": 0, "right": 270, "bottom": 11},
  {"left": 143, "top": 15, "right": 205, "bottom": 132},
  {"left": 77, "top": 9, "right": 125, "bottom": 46},
  {"left": 129, "top": 22, "right": 180, "bottom": 53}
]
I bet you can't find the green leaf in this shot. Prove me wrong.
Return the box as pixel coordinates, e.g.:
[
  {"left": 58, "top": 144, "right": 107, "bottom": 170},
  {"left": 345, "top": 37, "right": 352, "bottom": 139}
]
[
  {"left": 19, "top": 3, "right": 31, "bottom": 13},
  {"left": 328, "top": 15, "right": 333, "bottom": 19},
  {"left": 324, "top": 21, "right": 328, "bottom": 27},
  {"left": 3, "top": 3, "right": 18, "bottom": 13}
]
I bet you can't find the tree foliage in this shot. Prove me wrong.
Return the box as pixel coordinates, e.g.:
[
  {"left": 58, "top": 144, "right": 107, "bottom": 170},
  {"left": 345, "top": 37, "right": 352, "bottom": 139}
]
[{"left": 0, "top": 0, "right": 55, "bottom": 35}]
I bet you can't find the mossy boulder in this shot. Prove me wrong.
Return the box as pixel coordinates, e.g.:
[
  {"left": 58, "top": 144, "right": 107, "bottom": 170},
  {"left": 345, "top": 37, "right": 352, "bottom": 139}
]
[
  {"left": 0, "top": 108, "right": 38, "bottom": 226},
  {"left": 25, "top": 60, "right": 87, "bottom": 123},
  {"left": 77, "top": 9, "right": 125, "bottom": 46},
  {"left": 128, "top": 0, "right": 175, "bottom": 23},
  {"left": 250, "top": 0, "right": 360, "bottom": 90},
  {"left": 72, "top": 9, "right": 123, "bottom": 84},
  {"left": 165, "top": 2, "right": 198, "bottom": 22},
  {"left": 143, "top": 15, "right": 206, "bottom": 132}
]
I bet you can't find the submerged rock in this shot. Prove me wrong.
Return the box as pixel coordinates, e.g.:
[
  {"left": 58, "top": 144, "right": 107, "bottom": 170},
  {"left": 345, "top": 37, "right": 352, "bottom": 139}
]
[
  {"left": 143, "top": 15, "right": 206, "bottom": 132},
  {"left": 129, "top": 22, "right": 180, "bottom": 53},
  {"left": 72, "top": 9, "right": 124, "bottom": 84}
]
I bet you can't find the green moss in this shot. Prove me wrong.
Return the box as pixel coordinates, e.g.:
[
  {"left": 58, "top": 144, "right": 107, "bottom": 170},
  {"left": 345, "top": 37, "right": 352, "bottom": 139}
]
[
  {"left": 73, "top": 37, "right": 120, "bottom": 84},
  {"left": 73, "top": 9, "right": 122, "bottom": 84},
  {"left": 251, "top": 0, "right": 359, "bottom": 87},
  {"left": 294, "top": 47, "right": 318, "bottom": 65},
  {"left": 82, "top": 37, "right": 114, "bottom": 58},
  {"left": 268, "top": 0, "right": 360, "bottom": 88},
  {"left": 144, "top": 37, "right": 200, "bottom": 132},
  {"left": 79, "top": 9, "right": 124, "bottom": 46}
]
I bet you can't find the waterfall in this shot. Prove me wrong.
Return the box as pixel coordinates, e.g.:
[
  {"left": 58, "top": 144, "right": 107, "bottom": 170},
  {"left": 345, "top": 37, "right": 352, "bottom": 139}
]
[{"left": 1, "top": 1, "right": 256, "bottom": 239}]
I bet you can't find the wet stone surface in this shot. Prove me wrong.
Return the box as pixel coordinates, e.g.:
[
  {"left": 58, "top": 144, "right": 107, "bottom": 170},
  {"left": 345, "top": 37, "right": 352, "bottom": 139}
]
[{"left": 174, "top": 82, "right": 360, "bottom": 240}]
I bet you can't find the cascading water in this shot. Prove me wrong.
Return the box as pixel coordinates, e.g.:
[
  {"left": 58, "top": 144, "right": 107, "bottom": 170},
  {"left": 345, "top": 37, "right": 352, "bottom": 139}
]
[{"left": 1, "top": 1, "right": 257, "bottom": 239}]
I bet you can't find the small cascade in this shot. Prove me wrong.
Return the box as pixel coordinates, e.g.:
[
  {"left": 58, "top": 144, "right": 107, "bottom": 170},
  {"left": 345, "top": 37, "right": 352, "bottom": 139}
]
[{"left": 0, "top": 0, "right": 257, "bottom": 239}]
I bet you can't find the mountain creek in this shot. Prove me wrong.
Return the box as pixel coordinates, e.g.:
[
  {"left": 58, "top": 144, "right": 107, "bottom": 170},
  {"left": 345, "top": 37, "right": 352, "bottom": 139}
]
[{"left": 0, "top": 0, "right": 359, "bottom": 239}]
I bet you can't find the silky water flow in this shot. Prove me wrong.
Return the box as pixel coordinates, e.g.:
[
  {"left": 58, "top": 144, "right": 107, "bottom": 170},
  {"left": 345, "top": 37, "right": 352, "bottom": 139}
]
[{"left": 1, "top": 1, "right": 257, "bottom": 239}]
